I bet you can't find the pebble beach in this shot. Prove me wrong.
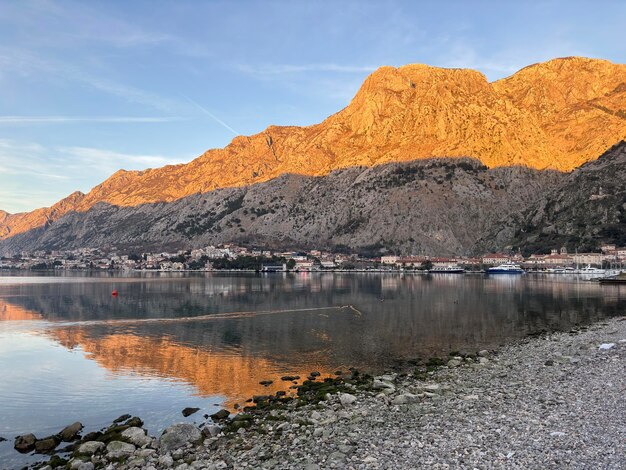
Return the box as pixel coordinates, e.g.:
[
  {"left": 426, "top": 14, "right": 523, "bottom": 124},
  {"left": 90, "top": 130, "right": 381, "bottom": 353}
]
[{"left": 12, "top": 316, "right": 626, "bottom": 470}]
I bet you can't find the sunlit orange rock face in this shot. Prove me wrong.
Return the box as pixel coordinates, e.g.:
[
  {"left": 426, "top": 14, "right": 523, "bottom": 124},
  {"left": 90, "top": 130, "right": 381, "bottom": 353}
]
[
  {"left": 1, "top": 56, "right": 625, "bottom": 239},
  {"left": 50, "top": 328, "right": 327, "bottom": 409}
]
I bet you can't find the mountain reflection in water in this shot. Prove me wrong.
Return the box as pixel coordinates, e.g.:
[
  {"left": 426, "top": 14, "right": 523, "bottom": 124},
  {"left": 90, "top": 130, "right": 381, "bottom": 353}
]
[{"left": 2, "top": 273, "right": 624, "bottom": 387}]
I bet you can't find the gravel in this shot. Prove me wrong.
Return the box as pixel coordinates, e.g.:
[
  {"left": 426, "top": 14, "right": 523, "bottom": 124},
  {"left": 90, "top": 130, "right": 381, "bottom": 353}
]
[{"left": 30, "top": 316, "right": 625, "bottom": 469}]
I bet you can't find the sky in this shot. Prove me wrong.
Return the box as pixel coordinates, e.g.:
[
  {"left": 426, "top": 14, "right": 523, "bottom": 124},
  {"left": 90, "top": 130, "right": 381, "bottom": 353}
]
[{"left": 0, "top": 0, "right": 624, "bottom": 213}]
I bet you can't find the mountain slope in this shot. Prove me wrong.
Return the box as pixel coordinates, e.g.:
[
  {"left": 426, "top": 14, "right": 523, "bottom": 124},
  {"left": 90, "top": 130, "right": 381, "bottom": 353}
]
[
  {"left": 1, "top": 56, "right": 625, "bottom": 241},
  {"left": 0, "top": 158, "right": 562, "bottom": 256},
  {"left": 479, "top": 141, "right": 626, "bottom": 254}
]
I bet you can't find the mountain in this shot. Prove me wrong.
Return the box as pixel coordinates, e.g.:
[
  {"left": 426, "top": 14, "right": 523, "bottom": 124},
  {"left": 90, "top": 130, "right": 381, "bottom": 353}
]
[
  {"left": 0, "top": 158, "right": 563, "bottom": 256},
  {"left": 0, "top": 191, "right": 85, "bottom": 239},
  {"left": 1, "top": 56, "right": 625, "bottom": 244},
  {"left": 479, "top": 141, "right": 626, "bottom": 255}
]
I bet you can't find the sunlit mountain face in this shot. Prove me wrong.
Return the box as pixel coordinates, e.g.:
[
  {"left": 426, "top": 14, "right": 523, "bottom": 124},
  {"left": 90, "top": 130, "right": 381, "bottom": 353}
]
[{"left": 1, "top": 57, "right": 625, "bottom": 241}]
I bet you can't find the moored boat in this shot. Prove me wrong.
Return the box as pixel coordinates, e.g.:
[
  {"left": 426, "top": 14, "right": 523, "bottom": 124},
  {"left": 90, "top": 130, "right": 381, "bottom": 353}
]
[
  {"left": 574, "top": 264, "right": 606, "bottom": 275},
  {"left": 487, "top": 263, "right": 524, "bottom": 274},
  {"left": 598, "top": 272, "right": 626, "bottom": 284},
  {"left": 428, "top": 264, "right": 465, "bottom": 274}
]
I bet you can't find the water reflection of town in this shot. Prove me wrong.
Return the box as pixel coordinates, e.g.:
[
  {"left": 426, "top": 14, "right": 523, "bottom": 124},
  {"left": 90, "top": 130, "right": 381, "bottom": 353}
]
[{"left": 1, "top": 274, "right": 624, "bottom": 405}]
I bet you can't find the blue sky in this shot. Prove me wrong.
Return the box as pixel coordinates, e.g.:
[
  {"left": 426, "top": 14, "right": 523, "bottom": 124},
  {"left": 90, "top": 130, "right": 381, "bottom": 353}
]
[{"left": 0, "top": 0, "right": 624, "bottom": 213}]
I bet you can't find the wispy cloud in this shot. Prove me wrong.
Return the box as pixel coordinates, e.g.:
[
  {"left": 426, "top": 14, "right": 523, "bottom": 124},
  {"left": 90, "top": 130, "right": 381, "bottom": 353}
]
[
  {"left": 0, "top": 116, "right": 184, "bottom": 124},
  {"left": 181, "top": 94, "right": 239, "bottom": 135},
  {"left": 0, "top": 47, "right": 186, "bottom": 113},
  {"left": 59, "top": 146, "right": 189, "bottom": 170},
  {"left": 0, "top": 138, "right": 193, "bottom": 212}
]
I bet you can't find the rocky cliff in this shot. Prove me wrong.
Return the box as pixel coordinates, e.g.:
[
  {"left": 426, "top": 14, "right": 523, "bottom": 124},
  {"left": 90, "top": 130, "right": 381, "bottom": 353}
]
[
  {"left": 1, "top": 56, "right": 625, "bottom": 241},
  {"left": 479, "top": 141, "right": 626, "bottom": 255},
  {"left": 0, "top": 158, "right": 563, "bottom": 256}
]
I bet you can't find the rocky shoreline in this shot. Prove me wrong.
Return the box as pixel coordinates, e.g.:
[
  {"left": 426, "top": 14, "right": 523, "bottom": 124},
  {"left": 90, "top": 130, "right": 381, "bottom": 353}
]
[{"left": 11, "top": 316, "right": 626, "bottom": 470}]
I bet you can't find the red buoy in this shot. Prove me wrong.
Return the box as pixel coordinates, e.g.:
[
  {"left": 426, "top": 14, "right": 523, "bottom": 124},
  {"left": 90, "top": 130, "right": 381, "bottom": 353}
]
[{"left": 112, "top": 289, "right": 118, "bottom": 296}]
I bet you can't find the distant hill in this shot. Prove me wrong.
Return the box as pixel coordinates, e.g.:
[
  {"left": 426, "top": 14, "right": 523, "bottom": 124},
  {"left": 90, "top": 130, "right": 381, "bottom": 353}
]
[{"left": 1, "top": 56, "right": 625, "bottom": 242}]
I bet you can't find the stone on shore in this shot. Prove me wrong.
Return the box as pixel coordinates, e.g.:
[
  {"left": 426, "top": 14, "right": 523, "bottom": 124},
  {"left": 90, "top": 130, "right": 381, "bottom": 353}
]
[
  {"left": 106, "top": 440, "right": 135, "bottom": 459},
  {"left": 158, "top": 454, "right": 174, "bottom": 467},
  {"left": 159, "top": 423, "right": 202, "bottom": 452},
  {"left": 69, "top": 461, "right": 94, "bottom": 470},
  {"left": 121, "top": 426, "right": 151, "bottom": 447},
  {"left": 14, "top": 433, "right": 37, "bottom": 453},
  {"left": 340, "top": 393, "right": 357, "bottom": 406},
  {"left": 598, "top": 343, "right": 615, "bottom": 350},
  {"left": 372, "top": 379, "right": 395, "bottom": 392},
  {"left": 392, "top": 393, "right": 419, "bottom": 405},
  {"left": 202, "top": 424, "right": 222, "bottom": 438},
  {"left": 59, "top": 421, "right": 83, "bottom": 442},
  {"left": 77, "top": 441, "right": 105, "bottom": 455},
  {"left": 210, "top": 409, "right": 230, "bottom": 421},
  {"left": 447, "top": 358, "right": 462, "bottom": 367},
  {"left": 124, "top": 416, "right": 144, "bottom": 427}
]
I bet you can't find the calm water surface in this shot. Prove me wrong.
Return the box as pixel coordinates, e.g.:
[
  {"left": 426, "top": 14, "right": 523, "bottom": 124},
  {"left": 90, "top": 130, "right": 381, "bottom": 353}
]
[{"left": 1, "top": 271, "right": 624, "bottom": 467}]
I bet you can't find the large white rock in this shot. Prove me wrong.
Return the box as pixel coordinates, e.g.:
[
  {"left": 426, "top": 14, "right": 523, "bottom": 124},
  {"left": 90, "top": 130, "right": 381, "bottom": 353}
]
[
  {"left": 159, "top": 423, "right": 202, "bottom": 452},
  {"left": 121, "top": 426, "right": 151, "bottom": 447},
  {"left": 77, "top": 441, "right": 105, "bottom": 455},
  {"left": 106, "top": 440, "right": 135, "bottom": 459},
  {"left": 339, "top": 393, "right": 357, "bottom": 406},
  {"left": 372, "top": 380, "right": 395, "bottom": 392},
  {"left": 392, "top": 393, "right": 419, "bottom": 405}
]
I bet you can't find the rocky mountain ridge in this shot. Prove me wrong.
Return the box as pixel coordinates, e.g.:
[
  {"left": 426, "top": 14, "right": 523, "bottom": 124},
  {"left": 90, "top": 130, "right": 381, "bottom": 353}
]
[
  {"left": 1, "top": 56, "right": 625, "bottom": 241},
  {"left": 0, "top": 157, "right": 564, "bottom": 256},
  {"left": 2, "top": 143, "right": 625, "bottom": 256}
]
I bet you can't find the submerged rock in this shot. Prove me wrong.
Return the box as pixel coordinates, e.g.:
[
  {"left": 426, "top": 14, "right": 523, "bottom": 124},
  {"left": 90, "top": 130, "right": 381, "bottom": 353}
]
[
  {"left": 182, "top": 407, "right": 200, "bottom": 417},
  {"left": 159, "top": 423, "right": 202, "bottom": 452}
]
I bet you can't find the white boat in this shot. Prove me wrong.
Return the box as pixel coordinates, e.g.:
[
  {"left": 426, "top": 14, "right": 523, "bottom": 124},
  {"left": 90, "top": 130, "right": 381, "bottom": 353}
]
[
  {"left": 428, "top": 264, "right": 465, "bottom": 274},
  {"left": 488, "top": 263, "right": 524, "bottom": 274},
  {"left": 545, "top": 266, "right": 575, "bottom": 274},
  {"left": 575, "top": 265, "right": 605, "bottom": 275}
]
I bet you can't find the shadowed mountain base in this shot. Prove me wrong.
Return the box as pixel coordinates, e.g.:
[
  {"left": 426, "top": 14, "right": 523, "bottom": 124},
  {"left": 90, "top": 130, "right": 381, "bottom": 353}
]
[{"left": 2, "top": 142, "right": 624, "bottom": 256}]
